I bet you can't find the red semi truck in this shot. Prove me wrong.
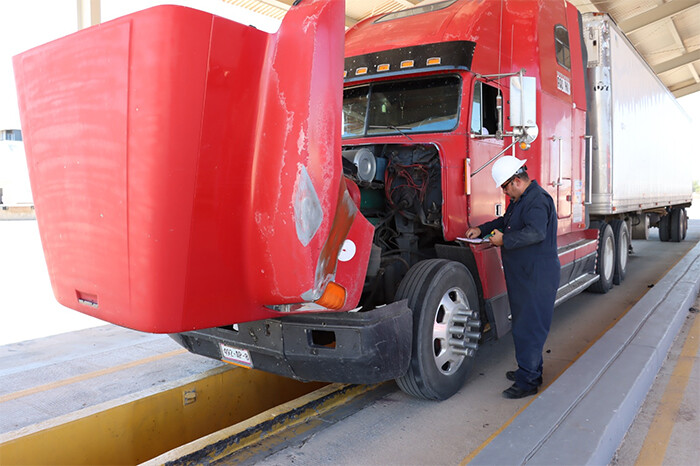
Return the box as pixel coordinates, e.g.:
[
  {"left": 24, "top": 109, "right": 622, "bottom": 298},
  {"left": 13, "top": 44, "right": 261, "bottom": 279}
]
[{"left": 14, "top": 0, "right": 692, "bottom": 400}]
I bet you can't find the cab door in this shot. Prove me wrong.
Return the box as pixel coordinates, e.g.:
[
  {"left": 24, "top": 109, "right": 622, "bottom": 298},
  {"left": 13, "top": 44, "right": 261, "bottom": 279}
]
[
  {"left": 538, "top": 3, "right": 574, "bottom": 225},
  {"left": 467, "top": 79, "right": 506, "bottom": 227}
]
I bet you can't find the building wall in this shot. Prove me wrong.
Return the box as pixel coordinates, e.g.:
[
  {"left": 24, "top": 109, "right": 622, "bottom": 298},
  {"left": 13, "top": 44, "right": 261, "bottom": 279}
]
[{"left": 0, "top": 130, "right": 33, "bottom": 205}]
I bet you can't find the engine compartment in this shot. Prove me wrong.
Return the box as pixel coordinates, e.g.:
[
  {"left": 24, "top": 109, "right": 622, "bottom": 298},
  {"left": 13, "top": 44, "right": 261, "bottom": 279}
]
[{"left": 342, "top": 143, "right": 445, "bottom": 308}]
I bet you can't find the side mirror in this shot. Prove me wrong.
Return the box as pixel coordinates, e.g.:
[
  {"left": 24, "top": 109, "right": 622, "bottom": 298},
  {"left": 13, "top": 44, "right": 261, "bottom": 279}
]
[{"left": 509, "top": 76, "right": 538, "bottom": 145}]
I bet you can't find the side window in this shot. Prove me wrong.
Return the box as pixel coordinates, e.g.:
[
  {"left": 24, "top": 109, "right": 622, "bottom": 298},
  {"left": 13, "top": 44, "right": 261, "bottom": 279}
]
[
  {"left": 555, "top": 25, "right": 571, "bottom": 70},
  {"left": 471, "top": 82, "right": 500, "bottom": 135}
]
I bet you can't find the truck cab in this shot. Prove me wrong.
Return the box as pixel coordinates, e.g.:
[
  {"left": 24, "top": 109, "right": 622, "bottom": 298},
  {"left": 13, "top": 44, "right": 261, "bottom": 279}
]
[
  {"left": 338, "top": 0, "right": 599, "bottom": 340},
  {"left": 15, "top": 0, "right": 609, "bottom": 401}
]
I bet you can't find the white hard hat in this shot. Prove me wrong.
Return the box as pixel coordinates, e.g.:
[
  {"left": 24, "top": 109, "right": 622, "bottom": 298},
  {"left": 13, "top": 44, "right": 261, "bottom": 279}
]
[{"left": 491, "top": 156, "right": 527, "bottom": 187}]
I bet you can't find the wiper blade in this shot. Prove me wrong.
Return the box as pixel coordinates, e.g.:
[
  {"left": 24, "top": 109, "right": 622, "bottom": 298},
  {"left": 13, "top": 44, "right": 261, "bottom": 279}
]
[{"left": 368, "top": 125, "right": 413, "bottom": 140}]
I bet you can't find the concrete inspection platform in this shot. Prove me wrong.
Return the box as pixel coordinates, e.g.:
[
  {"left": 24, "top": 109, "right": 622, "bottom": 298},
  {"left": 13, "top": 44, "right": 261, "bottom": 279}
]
[
  {"left": 2, "top": 218, "right": 699, "bottom": 465},
  {"left": 468, "top": 242, "right": 700, "bottom": 465},
  {"left": 149, "top": 225, "right": 700, "bottom": 465},
  {"left": 0, "top": 327, "right": 324, "bottom": 464}
]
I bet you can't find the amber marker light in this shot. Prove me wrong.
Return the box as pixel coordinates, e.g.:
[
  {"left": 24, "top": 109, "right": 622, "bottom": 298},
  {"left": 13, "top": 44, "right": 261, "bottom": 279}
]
[
  {"left": 344, "top": 70, "right": 348, "bottom": 78},
  {"left": 519, "top": 142, "right": 531, "bottom": 150},
  {"left": 400, "top": 60, "right": 414, "bottom": 69},
  {"left": 355, "top": 67, "right": 368, "bottom": 75},
  {"left": 315, "top": 282, "right": 346, "bottom": 310},
  {"left": 377, "top": 63, "right": 390, "bottom": 72},
  {"left": 426, "top": 57, "right": 441, "bottom": 66}
]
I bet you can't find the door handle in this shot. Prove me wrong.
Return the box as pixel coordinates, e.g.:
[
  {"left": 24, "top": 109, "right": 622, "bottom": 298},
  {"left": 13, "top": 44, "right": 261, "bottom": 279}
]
[{"left": 551, "top": 136, "right": 563, "bottom": 187}]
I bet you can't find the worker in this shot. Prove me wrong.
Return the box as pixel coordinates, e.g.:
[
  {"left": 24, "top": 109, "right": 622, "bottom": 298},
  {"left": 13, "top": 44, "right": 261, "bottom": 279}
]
[{"left": 465, "top": 156, "right": 560, "bottom": 399}]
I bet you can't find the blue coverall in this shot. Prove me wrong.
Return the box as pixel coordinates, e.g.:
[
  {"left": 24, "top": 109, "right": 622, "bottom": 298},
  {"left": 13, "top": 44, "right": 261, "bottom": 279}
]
[{"left": 478, "top": 180, "right": 560, "bottom": 390}]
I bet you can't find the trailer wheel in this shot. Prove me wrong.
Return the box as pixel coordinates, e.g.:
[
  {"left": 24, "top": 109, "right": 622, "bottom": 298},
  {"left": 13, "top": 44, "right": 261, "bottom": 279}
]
[
  {"left": 588, "top": 222, "right": 615, "bottom": 293},
  {"left": 395, "top": 259, "right": 481, "bottom": 400},
  {"left": 610, "top": 220, "right": 629, "bottom": 285},
  {"left": 682, "top": 209, "right": 688, "bottom": 240},
  {"left": 670, "top": 208, "right": 683, "bottom": 242},
  {"left": 659, "top": 214, "right": 671, "bottom": 242}
]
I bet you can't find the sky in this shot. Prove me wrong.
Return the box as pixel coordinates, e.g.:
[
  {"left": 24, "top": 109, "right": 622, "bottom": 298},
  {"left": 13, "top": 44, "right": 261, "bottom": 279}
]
[{"left": 1, "top": 0, "right": 699, "bottom": 181}]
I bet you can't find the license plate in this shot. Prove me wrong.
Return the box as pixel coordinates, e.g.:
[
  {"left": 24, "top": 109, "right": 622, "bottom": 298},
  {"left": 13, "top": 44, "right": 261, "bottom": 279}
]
[{"left": 219, "top": 343, "right": 253, "bottom": 368}]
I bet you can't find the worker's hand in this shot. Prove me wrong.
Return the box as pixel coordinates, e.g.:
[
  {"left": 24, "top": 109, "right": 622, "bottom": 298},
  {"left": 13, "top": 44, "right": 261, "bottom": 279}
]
[
  {"left": 488, "top": 229, "right": 504, "bottom": 246},
  {"left": 465, "top": 227, "right": 481, "bottom": 239}
]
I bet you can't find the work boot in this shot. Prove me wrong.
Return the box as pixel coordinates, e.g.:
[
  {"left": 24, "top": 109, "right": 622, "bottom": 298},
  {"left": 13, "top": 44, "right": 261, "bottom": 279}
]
[
  {"left": 506, "top": 371, "right": 543, "bottom": 386},
  {"left": 502, "top": 383, "right": 538, "bottom": 399}
]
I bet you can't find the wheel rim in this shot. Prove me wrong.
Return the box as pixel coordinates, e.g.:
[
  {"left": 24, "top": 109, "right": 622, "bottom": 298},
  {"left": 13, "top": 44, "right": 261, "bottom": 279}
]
[
  {"left": 431, "top": 287, "right": 478, "bottom": 375},
  {"left": 603, "top": 235, "right": 614, "bottom": 280}
]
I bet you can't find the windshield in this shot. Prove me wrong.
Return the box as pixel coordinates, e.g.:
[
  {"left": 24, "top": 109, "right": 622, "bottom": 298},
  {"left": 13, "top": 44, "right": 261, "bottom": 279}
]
[{"left": 342, "top": 76, "right": 461, "bottom": 138}]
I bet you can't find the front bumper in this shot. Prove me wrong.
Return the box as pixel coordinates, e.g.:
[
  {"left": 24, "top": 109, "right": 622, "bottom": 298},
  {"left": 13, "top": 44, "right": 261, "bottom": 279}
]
[{"left": 170, "top": 300, "right": 413, "bottom": 384}]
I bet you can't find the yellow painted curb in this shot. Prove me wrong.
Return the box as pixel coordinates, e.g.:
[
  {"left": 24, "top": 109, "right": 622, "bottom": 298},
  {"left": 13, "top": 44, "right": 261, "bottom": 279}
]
[
  {"left": 0, "top": 365, "right": 324, "bottom": 465},
  {"left": 145, "top": 383, "right": 384, "bottom": 465}
]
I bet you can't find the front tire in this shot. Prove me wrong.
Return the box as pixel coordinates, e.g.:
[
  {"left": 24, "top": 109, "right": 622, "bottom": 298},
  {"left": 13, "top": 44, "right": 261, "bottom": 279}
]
[{"left": 395, "top": 259, "right": 481, "bottom": 400}]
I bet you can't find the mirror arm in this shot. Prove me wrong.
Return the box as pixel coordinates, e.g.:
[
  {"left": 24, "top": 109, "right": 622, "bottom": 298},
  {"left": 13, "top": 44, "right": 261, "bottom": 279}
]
[{"left": 470, "top": 140, "right": 518, "bottom": 177}]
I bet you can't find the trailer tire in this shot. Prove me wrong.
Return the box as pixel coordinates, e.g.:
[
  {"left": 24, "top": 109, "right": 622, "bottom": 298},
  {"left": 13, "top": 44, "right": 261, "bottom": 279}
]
[
  {"left": 670, "top": 208, "right": 683, "bottom": 242},
  {"left": 395, "top": 259, "right": 480, "bottom": 400},
  {"left": 682, "top": 209, "right": 688, "bottom": 240},
  {"left": 659, "top": 214, "right": 671, "bottom": 242},
  {"left": 588, "top": 222, "right": 615, "bottom": 293},
  {"left": 610, "top": 219, "right": 629, "bottom": 285}
]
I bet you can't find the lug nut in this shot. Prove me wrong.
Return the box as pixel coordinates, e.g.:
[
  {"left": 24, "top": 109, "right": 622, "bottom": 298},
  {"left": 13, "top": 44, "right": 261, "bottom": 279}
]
[
  {"left": 463, "top": 331, "right": 481, "bottom": 340},
  {"left": 449, "top": 338, "right": 468, "bottom": 348}
]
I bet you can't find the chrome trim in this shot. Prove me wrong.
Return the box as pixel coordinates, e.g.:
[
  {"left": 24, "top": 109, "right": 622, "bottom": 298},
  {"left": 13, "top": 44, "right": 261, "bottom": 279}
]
[
  {"left": 555, "top": 273, "right": 599, "bottom": 307},
  {"left": 557, "top": 238, "right": 598, "bottom": 257},
  {"left": 584, "top": 135, "right": 592, "bottom": 205}
]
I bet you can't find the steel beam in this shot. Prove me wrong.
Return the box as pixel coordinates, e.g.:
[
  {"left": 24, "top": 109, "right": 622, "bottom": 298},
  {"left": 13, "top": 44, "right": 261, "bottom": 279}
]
[
  {"left": 618, "top": 0, "right": 699, "bottom": 34},
  {"left": 77, "top": 0, "right": 101, "bottom": 30},
  {"left": 653, "top": 48, "right": 700, "bottom": 75},
  {"left": 672, "top": 81, "right": 700, "bottom": 98}
]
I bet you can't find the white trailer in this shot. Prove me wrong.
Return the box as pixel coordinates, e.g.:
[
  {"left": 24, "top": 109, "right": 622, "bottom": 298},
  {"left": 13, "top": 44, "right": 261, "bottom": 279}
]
[{"left": 579, "top": 13, "right": 692, "bottom": 293}]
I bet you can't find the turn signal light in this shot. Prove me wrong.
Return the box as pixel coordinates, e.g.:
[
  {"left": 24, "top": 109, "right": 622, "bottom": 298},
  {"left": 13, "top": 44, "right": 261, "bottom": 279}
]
[{"left": 315, "top": 282, "right": 346, "bottom": 310}]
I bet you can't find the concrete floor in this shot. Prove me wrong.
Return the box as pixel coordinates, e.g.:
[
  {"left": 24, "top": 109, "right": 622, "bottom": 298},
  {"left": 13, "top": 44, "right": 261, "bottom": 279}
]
[
  {"left": 1, "top": 200, "right": 699, "bottom": 464},
  {"left": 612, "top": 294, "right": 700, "bottom": 466},
  {"left": 245, "top": 220, "right": 700, "bottom": 465}
]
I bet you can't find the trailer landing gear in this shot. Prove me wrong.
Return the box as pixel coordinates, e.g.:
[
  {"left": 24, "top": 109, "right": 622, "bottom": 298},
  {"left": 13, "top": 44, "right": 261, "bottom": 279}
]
[{"left": 395, "top": 259, "right": 481, "bottom": 400}]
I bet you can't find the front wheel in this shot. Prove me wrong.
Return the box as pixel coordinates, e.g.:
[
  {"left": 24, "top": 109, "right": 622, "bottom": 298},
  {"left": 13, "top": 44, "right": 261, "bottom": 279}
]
[{"left": 395, "top": 259, "right": 481, "bottom": 400}]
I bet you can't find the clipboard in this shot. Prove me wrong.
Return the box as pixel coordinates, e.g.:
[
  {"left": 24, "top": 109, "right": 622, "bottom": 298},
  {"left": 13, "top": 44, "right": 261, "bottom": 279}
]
[{"left": 456, "top": 237, "right": 490, "bottom": 244}]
